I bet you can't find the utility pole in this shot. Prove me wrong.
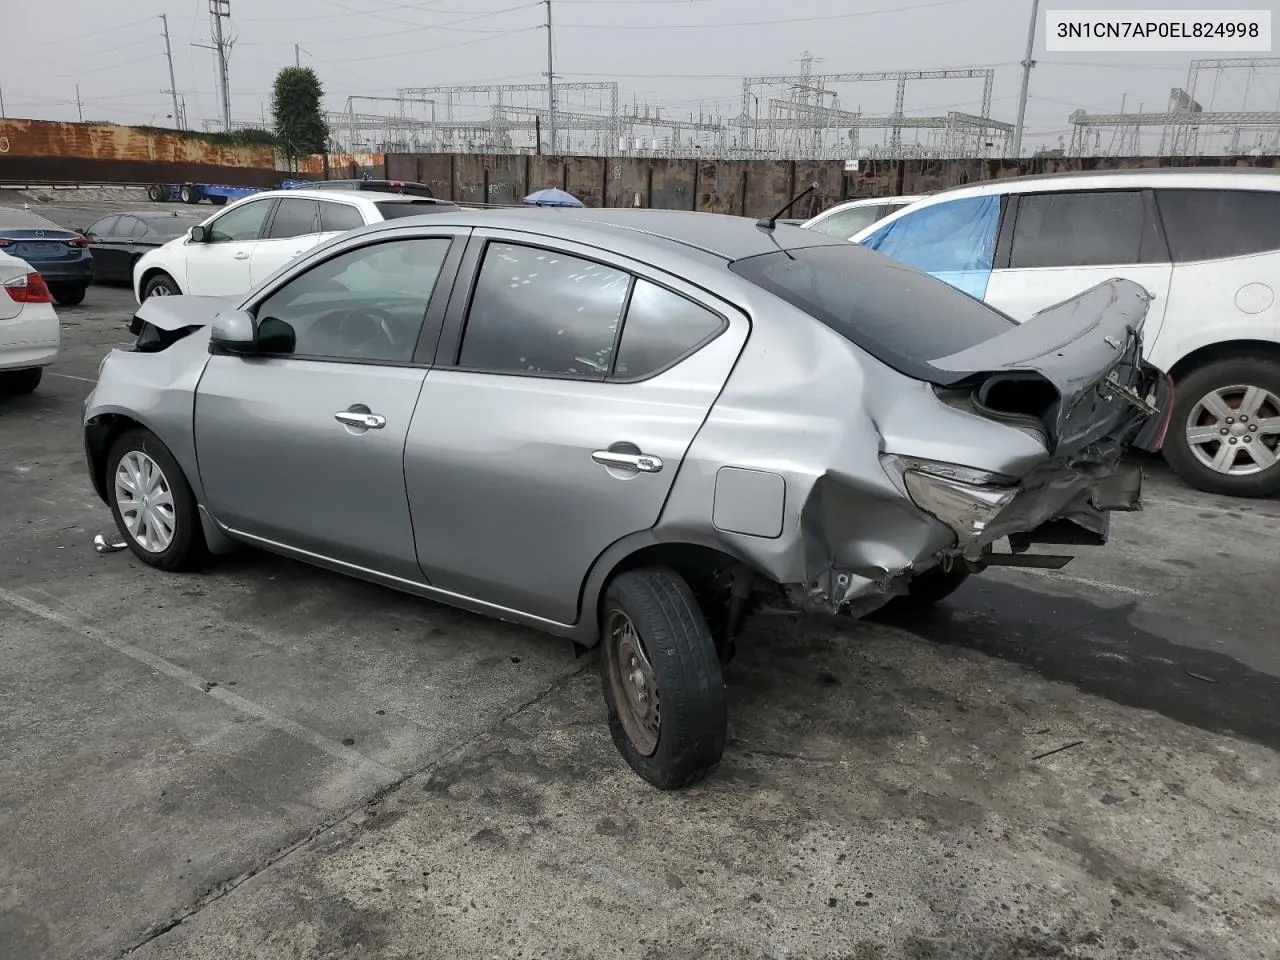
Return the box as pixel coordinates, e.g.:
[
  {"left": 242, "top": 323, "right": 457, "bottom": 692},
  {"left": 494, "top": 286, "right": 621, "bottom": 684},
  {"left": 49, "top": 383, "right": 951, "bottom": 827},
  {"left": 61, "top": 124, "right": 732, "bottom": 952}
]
[
  {"left": 295, "top": 43, "right": 300, "bottom": 68},
  {"left": 160, "top": 14, "right": 182, "bottom": 129},
  {"left": 1011, "top": 0, "right": 1041, "bottom": 158},
  {"left": 543, "top": 0, "right": 555, "bottom": 155},
  {"left": 75, "top": 84, "right": 83, "bottom": 122},
  {"left": 210, "top": 0, "right": 232, "bottom": 132}
]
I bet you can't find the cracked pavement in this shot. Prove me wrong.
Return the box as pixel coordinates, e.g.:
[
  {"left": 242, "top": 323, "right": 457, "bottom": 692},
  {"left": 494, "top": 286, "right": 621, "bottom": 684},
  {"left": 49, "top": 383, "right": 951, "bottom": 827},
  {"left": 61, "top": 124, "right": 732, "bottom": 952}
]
[{"left": 1, "top": 197, "right": 1278, "bottom": 960}]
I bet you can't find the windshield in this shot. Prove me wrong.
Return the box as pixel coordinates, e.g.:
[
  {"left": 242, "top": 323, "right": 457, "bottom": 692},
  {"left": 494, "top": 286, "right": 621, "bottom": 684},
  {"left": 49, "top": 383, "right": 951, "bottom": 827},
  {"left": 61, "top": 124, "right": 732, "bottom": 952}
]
[{"left": 729, "top": 244, "right": 1016, "bottom": 377}]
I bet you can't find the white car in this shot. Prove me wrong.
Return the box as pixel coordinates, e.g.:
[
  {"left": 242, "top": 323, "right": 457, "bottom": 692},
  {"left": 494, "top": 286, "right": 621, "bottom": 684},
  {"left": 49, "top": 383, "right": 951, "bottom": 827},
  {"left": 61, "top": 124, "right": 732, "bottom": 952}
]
[
  {"left": 133, "top": 189, "right": 458, "bottom": 302},
  {"left": 0, "top": 250, "right": 59, "bottom": 395},
  {"left": 802, "top": 195, "right": 924, "bottom": 240},
  {"left": 851, "top": 169, "right": 1280, "bottom": 499}
]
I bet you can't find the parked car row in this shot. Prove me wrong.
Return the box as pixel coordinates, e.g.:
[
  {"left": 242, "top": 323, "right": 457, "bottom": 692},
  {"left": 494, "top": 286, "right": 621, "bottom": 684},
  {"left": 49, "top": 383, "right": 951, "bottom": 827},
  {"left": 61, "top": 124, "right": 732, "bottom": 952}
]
[{"left": 804, "top": 168, "right": 1280, "bottom": 500}]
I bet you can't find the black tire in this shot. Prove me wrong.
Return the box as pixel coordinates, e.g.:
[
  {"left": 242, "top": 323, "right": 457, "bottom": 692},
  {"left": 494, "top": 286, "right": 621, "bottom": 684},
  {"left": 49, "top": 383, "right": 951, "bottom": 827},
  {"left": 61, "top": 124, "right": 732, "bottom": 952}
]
[
  {"left": 50, "top": 284, "right": 86, "bottom": 306},
  {"left": 881, "top": 567, "right": 971, "bottom": 613},
  {"left": 179, "top": 185, "right": 199, "bottom": 204},
  {"left": 147, "top": 184, "right": 166, "bottom": 202},
  {"left": 142, "top": 272, "right": 180, "bottom": 299},
  {"left": 209, "top": 195, "right": 228, "bottom": 206},
  {"left": 0, "top": 367, "right": 42, "bottom": 395},
  {"left": 599, "top": 567, "right": 727, "bottom": 790},
  {"left": 105, "top": 428, "right": 206, "bottom": 572},
  {"left": 1162, "top": 357, "right": 1280, "bottom": 498}
]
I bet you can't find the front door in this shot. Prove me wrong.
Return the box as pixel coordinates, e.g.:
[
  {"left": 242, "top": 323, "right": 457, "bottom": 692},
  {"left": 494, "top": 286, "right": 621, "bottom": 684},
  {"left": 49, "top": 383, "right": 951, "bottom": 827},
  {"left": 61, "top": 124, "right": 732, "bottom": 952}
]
[
  {"left": 194, "top": 233, "right": 461, "bottom": 578},
  {"left": 184, "top": 197, "right": 274, "bottom": 296},
  {"left": 404, "top": 234, "right": 747, "bottom": 624},
  {"left": 983, "top": 189, "right": 1173, "bottom": 343}
]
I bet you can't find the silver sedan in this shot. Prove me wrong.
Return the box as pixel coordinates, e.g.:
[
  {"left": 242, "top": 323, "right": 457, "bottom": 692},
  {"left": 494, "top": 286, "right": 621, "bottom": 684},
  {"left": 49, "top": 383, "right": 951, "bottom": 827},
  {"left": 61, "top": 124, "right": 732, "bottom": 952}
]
[{"left": 82, "top": 208, "right": 1170, "bottom": 789}]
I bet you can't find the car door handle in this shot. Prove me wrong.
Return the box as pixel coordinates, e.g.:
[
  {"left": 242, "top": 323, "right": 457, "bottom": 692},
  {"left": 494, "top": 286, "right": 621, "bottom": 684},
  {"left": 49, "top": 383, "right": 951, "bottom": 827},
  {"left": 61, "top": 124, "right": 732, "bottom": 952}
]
[
  {"left": 234, "top": 251, "right": 250, "bottom": 260},
  {"left": 592, "top": 450, "right": 663, "bottom": 473},
  {"left": 335, "top": 411, "right": 386, "bottom": 429}
]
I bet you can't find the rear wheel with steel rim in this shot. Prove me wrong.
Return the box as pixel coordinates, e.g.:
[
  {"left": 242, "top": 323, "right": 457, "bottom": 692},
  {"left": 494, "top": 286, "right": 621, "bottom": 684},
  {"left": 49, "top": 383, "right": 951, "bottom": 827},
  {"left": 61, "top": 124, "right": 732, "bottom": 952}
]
[
  {"left": 600, "top": 567, "right": 726, "bottom": 789},
  {"left": 147, "top": 184, "right": 166, "bottom": 202},
  {"left": 106, "top": 428, "right": 206, "bottom": 571},
  {"left": 1164, "top": 358, "right": 1280, "bottom": 498}
]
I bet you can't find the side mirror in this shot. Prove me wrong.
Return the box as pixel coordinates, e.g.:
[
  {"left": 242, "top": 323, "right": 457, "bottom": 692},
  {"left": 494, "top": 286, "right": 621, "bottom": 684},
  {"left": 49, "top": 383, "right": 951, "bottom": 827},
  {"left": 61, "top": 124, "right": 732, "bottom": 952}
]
[
  {"left": 209, "top": 309, "right": 257, "bottom": 355},
  {"left": 189, "top": 224, "right": 209, "bottom": 243}
]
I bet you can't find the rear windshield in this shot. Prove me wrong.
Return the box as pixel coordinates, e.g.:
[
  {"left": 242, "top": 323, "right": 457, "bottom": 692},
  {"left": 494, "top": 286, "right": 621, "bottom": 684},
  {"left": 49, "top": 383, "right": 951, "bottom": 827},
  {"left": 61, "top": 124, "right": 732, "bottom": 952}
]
[
  {"left": 374, "top": 200, "right": 458, "bottom": 220},
  {"left": 728, "top": 244, "right": 1015, "bottom": 374},
  {"left": 0, "top": 209, "right": 62, "bottom": 231},
  {"left": 364, "top": 182, "right": 435, "bottom": 199}
]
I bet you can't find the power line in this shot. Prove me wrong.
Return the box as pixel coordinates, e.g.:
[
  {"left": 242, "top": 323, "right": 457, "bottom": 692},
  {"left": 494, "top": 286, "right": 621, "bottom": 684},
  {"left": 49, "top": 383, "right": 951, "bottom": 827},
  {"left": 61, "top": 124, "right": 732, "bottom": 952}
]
[
  {"left": 318, "top": 25, "right": 539, "bottom": 63},
  {"left": 237, "top": 3, "right": 538, "bottom": 46},
  {"left": 559, "top": 0, "right": 971, "bottom": 29}
]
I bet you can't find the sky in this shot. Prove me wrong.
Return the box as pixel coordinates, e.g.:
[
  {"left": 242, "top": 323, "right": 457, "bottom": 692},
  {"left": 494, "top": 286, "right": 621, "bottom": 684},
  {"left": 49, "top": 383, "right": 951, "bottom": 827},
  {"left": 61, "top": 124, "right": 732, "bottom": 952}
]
[{"left": 4, "top": 0, "right": 1280, "bottom": 154}]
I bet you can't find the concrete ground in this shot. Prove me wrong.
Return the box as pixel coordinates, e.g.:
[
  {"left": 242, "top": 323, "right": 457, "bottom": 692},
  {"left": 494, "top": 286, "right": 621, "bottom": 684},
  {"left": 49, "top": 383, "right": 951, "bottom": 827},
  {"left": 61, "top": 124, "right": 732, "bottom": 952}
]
[{"left": 1, "top": 196, "right": 1278, "bottom": 960}]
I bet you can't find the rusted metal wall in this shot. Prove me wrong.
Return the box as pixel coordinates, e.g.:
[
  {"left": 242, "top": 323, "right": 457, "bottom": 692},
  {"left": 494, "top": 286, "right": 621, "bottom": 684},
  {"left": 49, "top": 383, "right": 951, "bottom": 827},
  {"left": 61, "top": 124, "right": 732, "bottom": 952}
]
[{"left": 297, "top": 152, "right": 385, "bottom": 179}]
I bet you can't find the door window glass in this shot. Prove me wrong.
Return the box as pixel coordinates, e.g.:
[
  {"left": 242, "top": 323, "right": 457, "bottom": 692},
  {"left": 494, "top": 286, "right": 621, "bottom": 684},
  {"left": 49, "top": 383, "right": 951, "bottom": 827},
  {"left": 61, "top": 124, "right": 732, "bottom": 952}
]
[
  {"left": 613, "top": 280, "right": 724, "bottom": 379},
  {"left": 86, "top": 215, "right": 118, "bottom": 238},
  {"left": 253, "top": 238, "right": 452, "bottom": 363},
  {"left": 318, "top": 200, "right": 365, "bottom": 232},
  {"left": 120, "top": 216, "right": 147, "bottom": 239},
  {"left": 458, "top": 242, "right": 630, "bottom": 378},
  {"left": 859, "top": 194, "right": 1002, "bottom": 299},
  {"left": 1009, "top": 191, "right": 1153, "bottom": 268},
  {"left": 1155, "top": 189, "right": 1280, "bottom": 262},
  {"left": 807, "top": 205, "right": 883, "bottom": 238},
  {"left": 206, "top": 199, "right": 271, "bottom": 243},
  {"left": 266, "top": 198, "right": 318, "bottom": 239}
]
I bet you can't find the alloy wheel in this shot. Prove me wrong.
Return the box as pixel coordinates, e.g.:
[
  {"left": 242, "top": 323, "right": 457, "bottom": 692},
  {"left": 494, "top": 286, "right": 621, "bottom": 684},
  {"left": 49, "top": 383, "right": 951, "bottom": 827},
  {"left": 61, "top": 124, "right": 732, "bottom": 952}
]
[
  {"left": 1185, "top": 384, "right": 1280, "bottom": 476},
  {"left": 113, "top": 451, "right": 177, "bottom": 553}
]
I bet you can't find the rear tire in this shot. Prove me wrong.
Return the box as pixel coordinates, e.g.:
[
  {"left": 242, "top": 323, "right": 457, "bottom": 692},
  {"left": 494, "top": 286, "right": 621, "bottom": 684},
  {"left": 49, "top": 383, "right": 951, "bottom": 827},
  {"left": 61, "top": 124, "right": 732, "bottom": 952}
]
[
  {"left": 147, "top": 184, "right": 166, "bottom": 202},
  {"left": 142, "top": 273, "right": 180, "bottom": 299},
  {"left": 1163, "top": 357, "right": 1280, "bottom": 498},
  {"left": 600, "top": 567, "right": 727, "bottom": 790},
  {"left": 179, "top": 185, "right": 199, "bottom": 204},
  {"left": 50, "top": 284, "right": 86, "bottom": 306},
  {"left": 882, "top": 567, "right": 971, "bottom": 612},
  {"left": 209, "top": 195, "right": 228, "bottom": 206},
  {"left": 106, "top": 428, "right": 206, "bottom": 572},
  {"left": 0, "top": 367, "right": 43, "bottom": 395}
]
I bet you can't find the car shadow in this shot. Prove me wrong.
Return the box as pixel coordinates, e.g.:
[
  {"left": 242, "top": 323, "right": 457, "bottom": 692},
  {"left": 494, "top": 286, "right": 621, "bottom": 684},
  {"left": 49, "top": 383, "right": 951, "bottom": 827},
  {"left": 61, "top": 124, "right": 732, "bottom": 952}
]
[{"left": 870, "top": 578, "right": 1280, "bottom": 752}]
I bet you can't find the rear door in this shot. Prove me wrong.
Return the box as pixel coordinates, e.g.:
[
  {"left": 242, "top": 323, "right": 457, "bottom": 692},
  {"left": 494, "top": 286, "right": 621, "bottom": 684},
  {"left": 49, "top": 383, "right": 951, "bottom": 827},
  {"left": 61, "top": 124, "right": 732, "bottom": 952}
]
[
  {"left": 983, "top": 189, "right": 1172, "bottom": 339},
  {"left": 404, "top": 232, "right": 747, "bottom": 624},
  {"left": 85, "top": 215, "right": 125, "bottom": 279},
  {"left": 250, "top": 196, "right": 322, "bottom": 286}
]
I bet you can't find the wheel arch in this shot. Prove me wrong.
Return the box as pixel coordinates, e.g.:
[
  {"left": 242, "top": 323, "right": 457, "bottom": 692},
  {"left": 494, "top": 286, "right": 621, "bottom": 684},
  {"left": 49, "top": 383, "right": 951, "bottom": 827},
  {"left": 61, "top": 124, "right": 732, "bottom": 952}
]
[
  {"left": 137, "top": 265, "right": 181, "bottom": 300},
  {"left": 84, "top": 411, "right": 148, "bottom": 504},
  {"left": 571, "top": 531, "right": 772, "bottom": 647},
  {"left": 1166, "top": 339, "right": 1280, "bottom": 383}
]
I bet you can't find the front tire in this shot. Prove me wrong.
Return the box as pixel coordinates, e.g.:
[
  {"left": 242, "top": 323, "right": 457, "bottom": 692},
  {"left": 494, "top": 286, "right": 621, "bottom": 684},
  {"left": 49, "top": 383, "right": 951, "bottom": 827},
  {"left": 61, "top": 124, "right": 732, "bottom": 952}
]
[
  {"left": 50, "top": 284, "right": 86, "bottom": 306},
  {"left": 142, "top": 273, "right": 180, "bottom": 299},
  {"left": 106, "top": 428, "right": 206, "bottom": 571},
  {"left": 0, "top": 367, "right": 43, "bottom": 395},
  {"left": 600, "top": 567, "right": 727, "bottom": 790},
  {"left": 1163, "top": 358, "right": 1280, "bottom": 498},
  {"left": 147, "top": 184, "right": 166, "bottom": 202}
]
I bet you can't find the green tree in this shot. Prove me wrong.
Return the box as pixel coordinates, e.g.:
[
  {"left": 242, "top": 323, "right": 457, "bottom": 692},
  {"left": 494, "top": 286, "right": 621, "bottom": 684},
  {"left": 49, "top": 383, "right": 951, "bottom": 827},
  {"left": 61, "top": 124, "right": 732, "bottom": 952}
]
[{"left": 272, "top": 66, "right": 329, "bottom": 167}]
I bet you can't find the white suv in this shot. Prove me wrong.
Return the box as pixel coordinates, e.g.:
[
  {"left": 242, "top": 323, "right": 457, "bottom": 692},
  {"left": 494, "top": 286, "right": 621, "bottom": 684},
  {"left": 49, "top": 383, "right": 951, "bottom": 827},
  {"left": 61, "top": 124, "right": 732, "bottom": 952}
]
[
  {"left": 802, "top": 195, "right": 924, "bottom": 240},
  {"left": 851, "top": 169, "right": 1280, "bottom": 498},
  {"left": 133, "top": 189, "right": 458, "bottom": 302}
]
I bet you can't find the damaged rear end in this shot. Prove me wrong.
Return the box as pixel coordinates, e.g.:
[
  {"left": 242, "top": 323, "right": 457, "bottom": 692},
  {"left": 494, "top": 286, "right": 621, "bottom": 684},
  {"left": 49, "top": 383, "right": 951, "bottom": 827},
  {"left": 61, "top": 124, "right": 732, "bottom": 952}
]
[{"left": 726, "top": 244, "right": 1171, "bottom": 613}]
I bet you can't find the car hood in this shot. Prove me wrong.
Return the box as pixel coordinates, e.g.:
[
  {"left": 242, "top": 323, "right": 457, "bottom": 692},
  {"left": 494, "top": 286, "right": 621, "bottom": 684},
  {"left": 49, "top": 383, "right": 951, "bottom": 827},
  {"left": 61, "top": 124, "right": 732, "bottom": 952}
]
[{"left": 132, "top": 294, "right": 239, "bottom": 331}]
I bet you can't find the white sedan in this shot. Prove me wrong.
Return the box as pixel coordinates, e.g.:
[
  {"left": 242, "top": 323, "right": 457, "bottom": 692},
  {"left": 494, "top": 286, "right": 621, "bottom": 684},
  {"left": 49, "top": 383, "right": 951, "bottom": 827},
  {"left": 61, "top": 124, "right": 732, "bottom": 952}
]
[
  {"left": 132, "top": 188, "right": 458, "bottom": 302},
  {"left": 0, "top": 249, "right": 59, "bottom": 395}
]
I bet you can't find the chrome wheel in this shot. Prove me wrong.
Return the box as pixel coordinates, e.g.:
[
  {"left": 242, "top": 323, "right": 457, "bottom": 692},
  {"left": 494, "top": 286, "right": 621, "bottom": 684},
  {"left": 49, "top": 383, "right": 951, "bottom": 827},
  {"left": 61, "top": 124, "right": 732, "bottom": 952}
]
[
  {"left": 148, "top": 283, "right": 173, "bottom": 298},
  {"left": 1185, "top": 384, "right": 1280, "bottom": 476},
  {"left": 604, "top": 608, "right": 660, "bottom": 757},
  {"left": 113, "top": 451, "right": 176, "bottom": 553}
]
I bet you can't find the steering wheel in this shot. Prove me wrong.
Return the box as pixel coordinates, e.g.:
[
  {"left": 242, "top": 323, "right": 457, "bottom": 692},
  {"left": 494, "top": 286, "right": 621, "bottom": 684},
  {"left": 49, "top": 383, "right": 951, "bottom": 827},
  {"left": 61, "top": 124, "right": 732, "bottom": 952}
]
[{"left": 311, "top": 306, "right": 402, "bottom": 357}]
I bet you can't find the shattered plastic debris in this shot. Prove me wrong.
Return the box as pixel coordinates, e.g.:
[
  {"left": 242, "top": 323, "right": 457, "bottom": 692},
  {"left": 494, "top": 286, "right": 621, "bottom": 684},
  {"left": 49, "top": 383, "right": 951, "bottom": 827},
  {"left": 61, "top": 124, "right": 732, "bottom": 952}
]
[{"left": 93, "top": 534, "right": 128, "bottom": 554}]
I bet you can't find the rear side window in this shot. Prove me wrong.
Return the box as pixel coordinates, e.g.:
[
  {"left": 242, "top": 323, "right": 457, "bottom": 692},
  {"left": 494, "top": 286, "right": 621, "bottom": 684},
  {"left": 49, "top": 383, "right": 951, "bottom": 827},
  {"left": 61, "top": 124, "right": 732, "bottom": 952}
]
[
  {"left": 87, "top": 215, "right": 119, "bottom": 237},
  {"left": 1009, "top": 191, "right": 1161, "bottom": 268},
  {"left": 807, "top": 205, "right": 884, "bottom": 239},
  {"left": 613, "top": 280, "right": 725, "bottom": 379},
  {"left": 1156, "top": 189, "right": 1280, "bottom": 262},
  {"left": 318, "top": 201, "right": 365, "bottom": 232},
  {"left": 729, "top": 244, "right": 1015, "bottom": 370},
  {"left": 458, "top": 242, "right": 629, "bottom": 377}
]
